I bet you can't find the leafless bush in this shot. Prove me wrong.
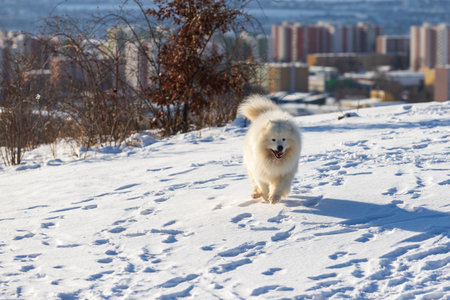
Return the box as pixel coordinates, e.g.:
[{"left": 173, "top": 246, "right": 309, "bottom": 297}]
[
  {"left": 45, "top": 12, "right": 146, "bottom": 149},
  {"left": 0, "top": 41, "right": 55, "bottom": 166}
]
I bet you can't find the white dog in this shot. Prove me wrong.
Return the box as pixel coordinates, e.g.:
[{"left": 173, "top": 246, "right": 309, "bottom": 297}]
[{"left": 238, "top": 95, "right": 302, "bottom": 204}]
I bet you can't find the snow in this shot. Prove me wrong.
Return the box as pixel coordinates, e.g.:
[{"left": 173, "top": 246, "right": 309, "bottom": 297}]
[{"left": 1, "top": 101, "right": 450, "bottom": 299}]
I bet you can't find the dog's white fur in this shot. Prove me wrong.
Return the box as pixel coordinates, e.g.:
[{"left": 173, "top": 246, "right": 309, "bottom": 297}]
[{"left": 238, "top": 95, "right": 301, "bottom": 204}]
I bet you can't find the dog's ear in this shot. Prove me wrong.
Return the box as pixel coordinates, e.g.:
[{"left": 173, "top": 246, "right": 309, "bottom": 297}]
[{"left": 264, "top": 120, "right": 273, "bottom": 130}]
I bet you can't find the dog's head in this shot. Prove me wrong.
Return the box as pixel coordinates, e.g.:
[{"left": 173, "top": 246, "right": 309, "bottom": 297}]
[{"left": 262, "top": 120, "right": 297, "bottom": 160}]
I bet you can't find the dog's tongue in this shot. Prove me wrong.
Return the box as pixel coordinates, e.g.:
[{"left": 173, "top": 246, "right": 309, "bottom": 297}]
[{"left": 272, "top": 150, "right": 284, "bottom": 159}]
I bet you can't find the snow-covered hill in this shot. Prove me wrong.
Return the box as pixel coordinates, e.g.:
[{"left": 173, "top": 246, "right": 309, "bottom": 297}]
[{"left": 1, "top": 102, "right": 449, "bottom": 299}]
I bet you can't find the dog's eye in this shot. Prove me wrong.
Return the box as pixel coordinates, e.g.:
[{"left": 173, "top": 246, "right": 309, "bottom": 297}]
[
  {"left": 282, "top": 138, "right": 286, "bottom": 141},
  {"left": 272, "top": 139, "right": 276, "bottom": 142}
]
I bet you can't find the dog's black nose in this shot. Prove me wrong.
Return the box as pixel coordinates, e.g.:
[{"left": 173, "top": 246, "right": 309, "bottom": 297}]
[{"left": 277, "top": 145, "right": 283, "bottom": 152}]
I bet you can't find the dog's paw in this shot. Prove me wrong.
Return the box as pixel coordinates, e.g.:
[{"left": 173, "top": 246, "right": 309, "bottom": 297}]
[
  {"left": 269, "top": 195, "right": 281, "bottom": 204},
  {"left": 251, "top": 191, "right": 262, "bottom": 199}
]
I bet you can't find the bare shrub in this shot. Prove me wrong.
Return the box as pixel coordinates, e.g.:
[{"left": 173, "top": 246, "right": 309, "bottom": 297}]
[
  {"left": 0, "top": 39, "right": 54, "bottom": 166},
  {"left": 45, "top": 14, "right": 146, "bottom": 149}
]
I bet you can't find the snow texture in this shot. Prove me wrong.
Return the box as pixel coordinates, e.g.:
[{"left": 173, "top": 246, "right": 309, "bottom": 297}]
[{"left": 1, "top": 102, "right": 449, "bottom": 299}]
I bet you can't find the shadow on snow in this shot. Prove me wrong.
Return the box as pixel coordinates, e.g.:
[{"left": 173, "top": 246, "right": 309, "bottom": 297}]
[{"left": 286, "top": 197, "right": 450, "bottom": 237}]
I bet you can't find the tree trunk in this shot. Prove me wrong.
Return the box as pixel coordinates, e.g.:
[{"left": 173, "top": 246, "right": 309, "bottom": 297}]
[{"left": 182, "top": 99, "right": 189, "bottom": 133}]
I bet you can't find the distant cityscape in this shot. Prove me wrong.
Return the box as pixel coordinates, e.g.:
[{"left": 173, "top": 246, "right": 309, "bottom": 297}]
[
  {"left": 250, "top": 21, "right": 450, "bottom": 105},
  {"left": 1, "top": 9, "right": 449, "bottom": 113}
]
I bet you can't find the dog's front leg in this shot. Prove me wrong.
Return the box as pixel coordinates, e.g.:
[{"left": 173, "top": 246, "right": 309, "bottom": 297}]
[
  {"left": 249, "top": 176, "right": 261, "bottom": 199},
  {"left": 268, "top": 176, "right": 291, "bottom": 204},
  {"left": 257, "top": 182, "right": 270, "bottom": 202},
  {"left": 268, "top": 181, "right": 282, "bottom": 204}
]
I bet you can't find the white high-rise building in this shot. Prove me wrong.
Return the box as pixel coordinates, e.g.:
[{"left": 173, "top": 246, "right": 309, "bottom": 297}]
[
  {"left": 277, "top": 22, "right": 292, "bottom": 62},
  {"left": 436, "top": 23, "right": 450, "bottom": 67},
  {"left": 420, "top": 23, "right": 437, "bottom": 69}
]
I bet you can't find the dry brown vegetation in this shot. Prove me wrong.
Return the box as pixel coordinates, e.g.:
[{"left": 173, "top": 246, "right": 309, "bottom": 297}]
[{"left": 0, "top": 0, "right": 258, "bottom": 166}]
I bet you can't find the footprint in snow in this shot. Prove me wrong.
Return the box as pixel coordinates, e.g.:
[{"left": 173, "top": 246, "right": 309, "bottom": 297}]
[
  {"left": 230, "top": 213, "right": 252, "bottom": 224},
  {"left": 213, "top": 184, "right": 228, "bottom": 190},
  {"left": 72, "top": 197, "right": 95, "bottom": 205},
  {"left": 93, "top": 239, "right": 109, "bottom": 246},
  {"left": 158, "top": 285, "right": 194, "bottom": 299},
  {"left": 147, "top": 166, "right": 173, "bottom": 172},
  {"left": 163, "top": 220, "right": 176, "bottom": 227},
  {"left": 82, "top": 204, "right": 97, "bottom": 210},
  {"left": 143, "top": 267, "right": 157, "bottom": 273},
  {"left": 86, "top": 270, "right": 114, "bottom": 282},
  {"left": 97, "top": 258, "right": 113, "bottom": 264},
  {"left": 41, "top": 222, "right": 55, "bottom": 229},
  {"left": 154, "top": 196, "right": 169, "bottom": 203},
  {"left": 158, "top": 274, "right": 199, "bottom": 288},
  {"left": 328, "top": 251, "right": 348, "bottom": 260},
  {"left": 20, "top": 265, "right": 35, "bottom": 272},
  {"left": 412, "top": 143, "right": 428, "bottom": 150},
  {"left": 57, "top": 244, "right": 81, "bottom": 248},
  {"left": 323, "top": 160, "right": 339, "bottom": 166},
  {"left": 201, "top": 245, "right": 214, "bottom": 251},
  {"left": 103, "top": 250, "right": 118, "bottom": 256},
  {"left": 108, "top": 227, "right": 127, "bottom": 234},
  {"left": 14, "top": 253, "right": 41, "bottom": 262},
  {"left": 271, "top": 226, "right": 295, "bottom": 242},
  {"left": 150, "top": 228, "right": 184, "bottom": 244},
  {"left": 308, "top": 273, "right": 337, "bottom": 280},
  {"left": 209, "top": 258, "right": 252, "bottom": 274},
  {"left": 111, "top": 284, "right": 130, "bottom": 297},
  {"left": 124, "top": 263, "right": 135, "bottom": 273},
  {"left": 167, "top": 183, "right": 188, "bottom": 191},
  {"left": 217, "top": 241, "right": 266, "bottom": 258},
  {"left": 395, "top": 170, "right": 404, "bottom": 176},
  {"left": 168, "top": 168, "right": 197, "bottom": 177},
  {"left": 355, "top": 233, "right": 374, "bottom": 243},
  {"left": 262, "top": 267, "right": 283, "bottom": 276},
  {"left": 438, "top": 179, "right": 450, "bottom": 186},
  {"left": 251, "top": 285, "right": 294, "bottom": 296},
  {"left": 213, "top": 204, "right": 223, "bottom": 210},
  {"left": 46, "top": 159, "right": 63, "bottom": 166},
  {"left": 326, "top": 258, "right": 368, "bottom": 269},
  {"left": 50, "top": 206, "right": 81, "bottom": 213},
  {"left": 162, "top": 235, "right": 177, "bottom": 243},
  {"left": 124, "top": 206, "right": 140, "bottom": 212},
  {"left": 140, "top": 208, "right": 154, "bottom": 215},
  {"left": 26, "top": 205, "right": 49, "bottom": 210},
  {"left": 13, "top": 232, "right": 35, "bottom": 241},
  {"left": 267, "top": 211, "right": 289, "bottom": 223},
  {"left": 114, "top": 183, "right": 140, "bottom": 191},
  {"left": 382, "top": 187, "right": 398, "bottom": 196}
]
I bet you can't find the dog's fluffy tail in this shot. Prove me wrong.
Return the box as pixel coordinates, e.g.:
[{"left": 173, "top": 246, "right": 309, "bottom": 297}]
[{"left": 238, "top": 95, "right": 279, "bottom": 121}]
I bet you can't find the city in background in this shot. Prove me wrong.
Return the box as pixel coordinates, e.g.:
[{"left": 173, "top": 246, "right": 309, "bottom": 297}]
[{"left": 1, "top": 0, "right": 449, "bottom": 118}]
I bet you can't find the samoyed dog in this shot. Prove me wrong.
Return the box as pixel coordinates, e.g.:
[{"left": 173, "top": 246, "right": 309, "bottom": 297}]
[{"left": 238, "top": 95, "right": 302, "bottom": 204}]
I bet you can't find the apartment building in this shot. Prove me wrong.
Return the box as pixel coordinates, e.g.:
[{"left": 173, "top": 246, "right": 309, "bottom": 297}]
[
  {"left": 376, "top": 35, "right": 410, "bottom": 55},
  {"left": 272, "top": 22, "right": 383, "bottom": 63},
  {"left": 410, "top": 23, "right": 450, "bottom": 70},
  {"left": 434, "top": 65, "right": 450, "bottom": 102}
]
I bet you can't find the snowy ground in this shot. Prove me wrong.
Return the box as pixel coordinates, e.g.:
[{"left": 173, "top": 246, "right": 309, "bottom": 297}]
[{"left": 1, "top": 102, "right": 449, "bottom": 299}]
